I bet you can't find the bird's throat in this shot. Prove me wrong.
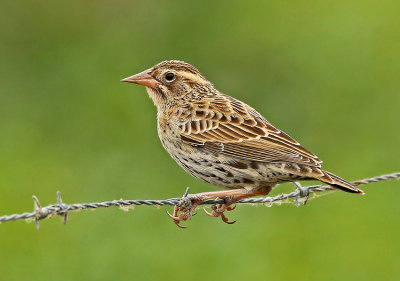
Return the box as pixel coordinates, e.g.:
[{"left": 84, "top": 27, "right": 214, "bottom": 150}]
[{"left": 146, "top": 87, "right": 167, "bottom": 109}]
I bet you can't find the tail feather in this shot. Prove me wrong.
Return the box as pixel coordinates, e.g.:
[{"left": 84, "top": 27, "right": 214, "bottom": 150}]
[
  {"left": 320, "top": 170, "right": 364, "bottom": 194},
  {"left": 271, "top": 163, "right": 365, "bottom": 194}
]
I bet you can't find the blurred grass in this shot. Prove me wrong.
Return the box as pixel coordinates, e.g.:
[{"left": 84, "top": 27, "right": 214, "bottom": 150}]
[{"left": 0, "top": 0, "right": 399, "bottom": 280}]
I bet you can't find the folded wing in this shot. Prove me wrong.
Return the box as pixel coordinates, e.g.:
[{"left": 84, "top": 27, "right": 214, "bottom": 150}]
[{"left": 174, "top": 93, "right": 322, "bottom": 167}]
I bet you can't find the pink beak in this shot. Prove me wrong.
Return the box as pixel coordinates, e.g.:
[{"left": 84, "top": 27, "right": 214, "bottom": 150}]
[{"left": 120, "top": 68, "right": 159, "bottom": 89}]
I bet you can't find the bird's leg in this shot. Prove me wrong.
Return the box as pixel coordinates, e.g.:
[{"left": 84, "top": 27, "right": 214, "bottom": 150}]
[
  {"left": 203, "top": 191, "right": 259, "bottom": 224},
  {"left": 201, "top": 187, "right": 272, "bottom": 224},
  {"left": 167, "top": 187, "right": 272, "bottom": 227}
]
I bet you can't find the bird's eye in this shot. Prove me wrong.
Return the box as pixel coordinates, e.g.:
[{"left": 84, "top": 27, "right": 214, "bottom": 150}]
[{"left": 165, "top": 72, "right": 175, "bottom": 82}]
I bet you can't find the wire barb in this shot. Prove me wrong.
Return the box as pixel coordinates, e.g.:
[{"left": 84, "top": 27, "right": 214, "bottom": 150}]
[
  {"left": 32, "top": 195, "right": 42, "bottom": 230},
  {"left": 0, "top": 172, "right": 399, "bottom": 228},
  {"left": 57, "top": 191, "right": 69, "bottom": 225},
  {"left": 178, "top": 187, "right": 193, "bottom": 218}
]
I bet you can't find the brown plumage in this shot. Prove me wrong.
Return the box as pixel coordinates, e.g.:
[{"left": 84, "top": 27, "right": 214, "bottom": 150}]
[{"left": 121, "top": 60, "right": 363, "bottom": 227}]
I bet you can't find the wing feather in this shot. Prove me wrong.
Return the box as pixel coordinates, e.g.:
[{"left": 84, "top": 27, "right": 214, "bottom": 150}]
[{"left": 175, "top": 93, "right": 322, "bottom": 167}]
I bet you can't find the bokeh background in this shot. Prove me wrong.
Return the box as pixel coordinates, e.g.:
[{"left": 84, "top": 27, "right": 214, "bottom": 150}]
[{"left": 1, "top": 1, "right": 399, "bottom": 280}]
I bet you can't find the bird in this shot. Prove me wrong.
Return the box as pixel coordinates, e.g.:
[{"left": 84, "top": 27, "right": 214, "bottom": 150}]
[{"left": 121, "top": 60, "right": 364, "bottom": 228}]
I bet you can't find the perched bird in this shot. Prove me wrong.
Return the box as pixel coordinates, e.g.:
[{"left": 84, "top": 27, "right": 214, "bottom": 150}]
[{"left": 121, "top": 60, "right": 363, "bottom": 227}]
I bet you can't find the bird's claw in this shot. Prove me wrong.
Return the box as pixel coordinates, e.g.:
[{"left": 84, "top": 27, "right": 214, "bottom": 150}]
[
  {"left": 203, "top": 203, "right": 237, "bottom": 224},
  {"left": 166, "top": 209, "right": 188, "bottom": 229},
  {"left": 166, "top": 203, "right": 194, "bottom": 229},
  {"left": 166, "top": 189, "right": 199, "bottom": 228},
  {"left": 226, "top": 204, "right": 237, "bottom": 211}
]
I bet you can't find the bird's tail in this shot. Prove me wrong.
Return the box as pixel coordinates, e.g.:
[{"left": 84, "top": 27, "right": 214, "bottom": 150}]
[{"left": 319, "top": 170, "right": 364, "bottom": 194}]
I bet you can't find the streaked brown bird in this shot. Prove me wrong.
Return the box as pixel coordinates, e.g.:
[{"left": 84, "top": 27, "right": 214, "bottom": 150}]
[{"left": 121, "top": 60, "right": 363, "bottom": 227}]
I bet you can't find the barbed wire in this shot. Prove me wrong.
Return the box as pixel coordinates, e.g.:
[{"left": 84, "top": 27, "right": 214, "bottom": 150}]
[{"left": 0, "top": 172, "right": 398, "bottom": 229}]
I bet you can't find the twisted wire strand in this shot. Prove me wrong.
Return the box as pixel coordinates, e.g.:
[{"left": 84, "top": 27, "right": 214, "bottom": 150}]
[{"left": 0, "top": 172, "right": 398, "bottom": 229}]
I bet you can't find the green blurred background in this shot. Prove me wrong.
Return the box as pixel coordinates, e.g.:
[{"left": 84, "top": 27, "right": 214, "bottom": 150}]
[{"left": 1, "top": 0, "right": 399, "bottom": 280}]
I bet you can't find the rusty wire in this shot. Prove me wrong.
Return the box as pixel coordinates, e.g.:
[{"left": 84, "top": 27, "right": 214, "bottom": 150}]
[{"left": 0, "top": 172, "right": 398, "bottom": 229}]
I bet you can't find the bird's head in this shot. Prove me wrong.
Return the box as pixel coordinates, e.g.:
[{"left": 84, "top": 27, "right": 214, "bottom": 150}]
[{"left": 121, "top": 60, "right": 215, "bottom": 108}]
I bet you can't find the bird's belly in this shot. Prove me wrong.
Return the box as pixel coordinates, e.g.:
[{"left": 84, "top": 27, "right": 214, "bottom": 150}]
[{"left": 159, "top": 133, "right": 298, "bottom": 189}]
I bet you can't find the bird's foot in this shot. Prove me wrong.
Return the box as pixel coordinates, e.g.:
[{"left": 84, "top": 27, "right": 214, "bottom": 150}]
[
  {"left": 167, "top": 187, "right": 272, "bottom": 228},
  {"left": 166, "top": 188, "right": 206, "bottom": 228},
  {"left": 203, "top": 199, "right": 237, "bottom": 224},
  {"left": 167, "top": 195, "right": 237, "bottom": 227},
  {"left": 166, "top": 203, "right": 197, "bottom": 229}
]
